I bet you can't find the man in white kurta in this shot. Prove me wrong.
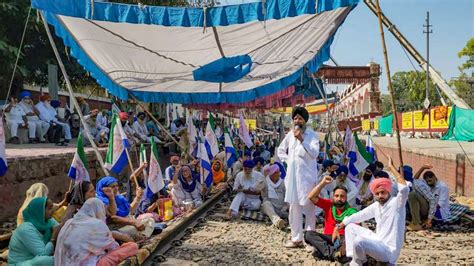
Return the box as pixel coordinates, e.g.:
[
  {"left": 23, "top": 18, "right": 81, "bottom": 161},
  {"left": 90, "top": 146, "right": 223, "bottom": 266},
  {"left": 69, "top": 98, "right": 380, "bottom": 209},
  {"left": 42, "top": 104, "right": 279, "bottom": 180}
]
[
  {"left": 277, "top": 107, "right": 320, "bottom": 248},
  {"left": 227, "top": 160, "right": 265, "bottom": 218},
  {"left": 336, "top": 160, "right": 409, "bottom": 265}
]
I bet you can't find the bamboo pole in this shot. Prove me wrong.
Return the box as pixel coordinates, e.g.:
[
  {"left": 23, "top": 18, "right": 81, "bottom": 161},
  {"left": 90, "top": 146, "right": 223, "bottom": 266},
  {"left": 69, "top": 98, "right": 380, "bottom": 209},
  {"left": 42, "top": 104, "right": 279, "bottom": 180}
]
[
  {"left": 40, "top": 12, "right": 109, "bottom": 176},
  {"left": 127, "top": 93, "right": 190, "bottom": 156},
  {"left": 374, "top": 0, "right": 404, "bottom": 174}
]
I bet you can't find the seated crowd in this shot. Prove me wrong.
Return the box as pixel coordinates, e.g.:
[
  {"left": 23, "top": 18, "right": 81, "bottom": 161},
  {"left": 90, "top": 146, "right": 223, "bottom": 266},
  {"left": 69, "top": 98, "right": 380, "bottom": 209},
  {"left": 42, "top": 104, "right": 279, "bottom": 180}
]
[
  {"left": 3, "top": 91, "right": 180, "bottom": 151},
  {"left": 4, "top": 103, "right": 460, "bottom": 266}
]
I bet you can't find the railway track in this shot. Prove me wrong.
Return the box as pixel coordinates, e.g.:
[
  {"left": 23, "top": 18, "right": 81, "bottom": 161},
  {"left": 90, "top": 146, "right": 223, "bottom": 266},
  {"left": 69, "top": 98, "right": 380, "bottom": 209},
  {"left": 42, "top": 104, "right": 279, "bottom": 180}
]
[{"left": 143, "top": 188, "right": 230, "bottom": 265}]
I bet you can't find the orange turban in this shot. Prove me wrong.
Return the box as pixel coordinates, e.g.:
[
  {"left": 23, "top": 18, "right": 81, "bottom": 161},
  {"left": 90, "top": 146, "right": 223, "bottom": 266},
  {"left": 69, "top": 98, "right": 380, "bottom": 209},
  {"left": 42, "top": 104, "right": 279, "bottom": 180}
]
[
  {"left": 370, "top": 178, "right": 392, "bottom": 194},
  {"left": 211, "top": 159, "right": 225, "bottom": 185},
  {"left": 40, "top": 95, "right": 50, "bottom": 102}
]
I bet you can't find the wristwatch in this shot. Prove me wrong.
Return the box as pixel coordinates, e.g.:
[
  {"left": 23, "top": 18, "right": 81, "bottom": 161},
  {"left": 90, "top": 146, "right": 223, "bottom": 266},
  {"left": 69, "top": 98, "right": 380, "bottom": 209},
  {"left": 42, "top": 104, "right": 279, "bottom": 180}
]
[{"left": 335, "top": 223, "right": 342, "bottom": 229}]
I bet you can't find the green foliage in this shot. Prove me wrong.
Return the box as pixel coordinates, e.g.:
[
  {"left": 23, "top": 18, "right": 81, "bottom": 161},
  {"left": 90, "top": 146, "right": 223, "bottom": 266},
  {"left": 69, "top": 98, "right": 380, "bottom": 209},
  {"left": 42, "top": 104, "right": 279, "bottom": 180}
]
[
  {"left": 390, "top": 71, "right": 441, "bottom": 112},
  {"left": 457, "top": 38, "right": 474, "bottom": 73},
  {"left": 452, "top": 38, "right": 474, "bottom": 108},
  {"left": 0, "top": 0, "right": 95, "bottom": 98},
  {"left": 380, "top": 94, "right": 392, "bottom": 116}
]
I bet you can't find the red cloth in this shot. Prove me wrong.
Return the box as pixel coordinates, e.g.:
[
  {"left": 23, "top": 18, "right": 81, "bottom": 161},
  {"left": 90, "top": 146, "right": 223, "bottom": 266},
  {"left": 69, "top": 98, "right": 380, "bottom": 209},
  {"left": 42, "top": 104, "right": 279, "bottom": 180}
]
[
  {"left": 315, "top": 198, "right": 346, "bottom": 235},
  {"left": 97, "top": 242, "right": 138, "bottom": 266}
]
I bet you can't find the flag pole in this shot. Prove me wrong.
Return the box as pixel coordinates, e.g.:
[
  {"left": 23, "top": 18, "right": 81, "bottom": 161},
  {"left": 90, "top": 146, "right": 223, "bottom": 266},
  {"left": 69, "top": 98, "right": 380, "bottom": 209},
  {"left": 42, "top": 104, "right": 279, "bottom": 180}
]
[
  {"left": 127, "top": 92, "right": 191, "bottom": 156},
  {"left": 374, "top": 0, "right": 404, "bottom": 174},
  {"left": 40, "top": 12, "right": 109, "bottom": 176},
  {"left": 125, "top": 147, "right": 139, "bottom": 187}
]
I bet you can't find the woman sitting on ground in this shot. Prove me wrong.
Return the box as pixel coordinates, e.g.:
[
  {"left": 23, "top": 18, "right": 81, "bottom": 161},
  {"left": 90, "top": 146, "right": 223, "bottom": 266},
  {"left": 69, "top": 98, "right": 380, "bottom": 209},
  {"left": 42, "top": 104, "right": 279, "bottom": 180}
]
[
  {"left": 211, "top": 159, "right": 226, "bottom": 186},
  {"left": 171, "top": 164, "right": 203, "bottom": 208},
  {"left": 8, "top": 197, "right": 59, "bottom": 266},
  {"left": 96, "top": 176, "right": 155, "bottom": 240},
  {"left": 55, "top": 198, "right": 139, "bottom": 266},
  {"left": 17, "top": 183, "right": 69, "bottom": 226},
  {"left": 60, "top": 181, "right": 117, "bottom": 224}
]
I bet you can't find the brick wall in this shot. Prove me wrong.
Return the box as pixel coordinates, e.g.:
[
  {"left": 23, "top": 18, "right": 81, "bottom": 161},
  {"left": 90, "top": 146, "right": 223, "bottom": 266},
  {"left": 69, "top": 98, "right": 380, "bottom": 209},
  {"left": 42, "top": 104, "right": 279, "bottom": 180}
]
[
  {"left": 1, "top": 148, "right": 172, "bottom": 222},
  {"left": 375, "top": 145, "right": 473, "bottom": 197}
]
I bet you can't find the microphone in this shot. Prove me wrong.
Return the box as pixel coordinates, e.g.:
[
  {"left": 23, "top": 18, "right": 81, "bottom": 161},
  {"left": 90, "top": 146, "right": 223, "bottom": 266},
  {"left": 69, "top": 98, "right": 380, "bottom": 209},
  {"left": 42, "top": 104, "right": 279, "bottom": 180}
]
[{"left": 295, "top": 125, "right": 300, "bottom": 130}]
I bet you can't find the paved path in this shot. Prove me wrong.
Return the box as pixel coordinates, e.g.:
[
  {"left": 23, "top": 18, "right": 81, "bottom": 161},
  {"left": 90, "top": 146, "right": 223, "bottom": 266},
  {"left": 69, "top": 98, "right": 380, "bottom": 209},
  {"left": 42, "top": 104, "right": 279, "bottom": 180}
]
[
  {"left": 371, "top": 136, "right": 474, "bottom": 161},
  {"left": 5, "top": 140, "right": 106, "bottom": 160}
]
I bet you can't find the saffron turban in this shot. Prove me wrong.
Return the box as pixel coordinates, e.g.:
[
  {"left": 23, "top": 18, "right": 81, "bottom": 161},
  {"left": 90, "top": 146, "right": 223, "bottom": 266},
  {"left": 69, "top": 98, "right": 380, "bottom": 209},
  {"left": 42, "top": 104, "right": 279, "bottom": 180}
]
[
  {"left": 370, "top": 178, "right": 392, "bottom": 194},
  {"left": 291, "top": 106, "right": 309, "bottom": 122},
  {"left": 119, "top": 111, "right": 129, "bottom": 120},
  {"left": 39, "top": 95, "right": 51, "bottom": 102}
]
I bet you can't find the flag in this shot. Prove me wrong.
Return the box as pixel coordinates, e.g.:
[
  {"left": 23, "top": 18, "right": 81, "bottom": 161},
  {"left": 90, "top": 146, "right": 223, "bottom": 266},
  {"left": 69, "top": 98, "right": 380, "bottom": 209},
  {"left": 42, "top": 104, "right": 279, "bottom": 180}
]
[
  {"left": 187, "top": 113, "right": 198, "bottom": 156},
  {"left": 224, "top": 127, "right": 238, "bottom": 168},
  {"left": 139, "top": 143, "right": 148, "bottom": 176},
  {"left": 148, "top": 138, "right": 165, "bottom": 193},
  {"left": 198, "top": 140, "right": 213, "bottom": 188},
  {"left": 111, "top": 103, "right": 121, "bottom": 114},
  {"left": 343, "top": 125, "right": 353, "bottom": 152},
  {"left": 105, "top": 114, "right": 130, "bottom": 174},
  {"left": 67, "top": 134, "right": 90, "bottom": 182},
  {"left": 239, "top": 111, "right": 253, "bottom": 148},
  {"left": 366, "top": 134, "right": 377, "bottom": 162},
  {"left": 324, "top": 133, "right": 331, "bottom": 159},
  {"left": 0, "top": 119, "right": 8, "bottom": 177},
  {"left": 205, "top": 112, "right": 219, "bottom": 160},
  {"left": 347, "top": 132, "right": 373, "bottom": 183}
]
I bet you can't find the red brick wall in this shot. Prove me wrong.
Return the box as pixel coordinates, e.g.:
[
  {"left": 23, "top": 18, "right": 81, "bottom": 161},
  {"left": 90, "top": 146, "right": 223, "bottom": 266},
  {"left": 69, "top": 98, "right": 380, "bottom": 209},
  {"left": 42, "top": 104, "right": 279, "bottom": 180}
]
[{"left": 375, "top": 145, "right": 473, "bottom": 197}]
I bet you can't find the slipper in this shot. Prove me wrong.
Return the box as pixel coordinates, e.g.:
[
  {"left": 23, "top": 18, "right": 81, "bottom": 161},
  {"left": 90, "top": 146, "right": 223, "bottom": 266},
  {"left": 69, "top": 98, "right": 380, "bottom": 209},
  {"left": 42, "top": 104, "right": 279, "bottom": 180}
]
[{"left": 415, "top": 230, "right": 435, "bottom": 239}]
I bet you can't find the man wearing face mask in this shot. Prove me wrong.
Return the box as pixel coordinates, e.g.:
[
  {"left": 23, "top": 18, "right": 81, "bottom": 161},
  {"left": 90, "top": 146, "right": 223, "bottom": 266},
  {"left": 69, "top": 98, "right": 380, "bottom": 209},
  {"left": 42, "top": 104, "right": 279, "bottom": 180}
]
[
  {"left": 277, "top": 107, "right": 320, "bottom": 248},
  {"left": 355, "top": 163, "right": 376, "bottom": 210},
  {"left": 334, "top": 157, "right": 410, "bottom": 265},
  {"left": 17, "top": 91, "right": 50, "bottom": 143},
  {"left": 36, "top": 95, "right": 72, "bottom": 146}
]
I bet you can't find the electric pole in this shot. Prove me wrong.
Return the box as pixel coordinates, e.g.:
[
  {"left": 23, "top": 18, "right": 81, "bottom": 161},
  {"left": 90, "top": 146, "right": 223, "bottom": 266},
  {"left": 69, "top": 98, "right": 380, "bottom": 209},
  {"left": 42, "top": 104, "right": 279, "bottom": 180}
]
[{"left": 423, "top": 11, "right": 433, "bottom": 109}]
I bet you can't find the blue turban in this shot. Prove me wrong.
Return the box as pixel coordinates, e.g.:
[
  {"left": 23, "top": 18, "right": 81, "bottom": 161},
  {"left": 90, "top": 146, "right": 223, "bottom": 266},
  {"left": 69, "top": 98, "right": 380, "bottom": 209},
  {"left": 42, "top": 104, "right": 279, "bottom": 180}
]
[
  {"left": 274, "top": 161, "right": 286, "bottom": 179},
  {"left": 96, "top": 176, "right": 130, "bottom": 217},
  {"left": 374, "top": 170, "right": 390, "bottom": 179},
  {"left": 336, "top": 165, "right": 349, "bottom": 176},
  {"left": 402, "top": 165, "right": 414, "bottom": 182},
  {"left": 253, "top": 156, "right": 264, "bottom": 166},
  {"left": 19, "top": 91, "right": 32, "bottom": 99},
  {"left": 243, "top": 159, "right": 255, "bottom": 168},
  {"left": 322, "top": 159, "right": 335, "bottom": 169},
  {"left": 244, "top": 150, "right": 252, "bottom": 157},
  {"left": 50, "top": 100, "right": 60, "bottom": 108}
]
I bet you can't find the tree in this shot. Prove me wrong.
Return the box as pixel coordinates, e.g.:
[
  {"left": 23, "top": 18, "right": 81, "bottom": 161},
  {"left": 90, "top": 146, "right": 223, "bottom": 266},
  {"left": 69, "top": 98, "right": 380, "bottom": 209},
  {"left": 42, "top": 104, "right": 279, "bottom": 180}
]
[
  {"left": 457, "top": 38, "right": 474, "bottom": 73},
  {"left": 0, "top": 0, "right": 96, "bottom": 99},
  {"left": 451, "top": 38, "right": 474, "bottom": 108},
  {"left": 390, "top": 71, "right": 441, "bottom": 112},
  {"left": 380, "top": 94, "right": 392, "bottom": 116}
]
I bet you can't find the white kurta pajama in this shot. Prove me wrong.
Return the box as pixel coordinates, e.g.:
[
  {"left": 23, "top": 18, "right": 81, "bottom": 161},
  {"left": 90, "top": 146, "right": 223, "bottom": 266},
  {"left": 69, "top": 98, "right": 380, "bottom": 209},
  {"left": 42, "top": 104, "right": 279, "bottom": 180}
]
[
  {"left": 230, "top": 171, "right": 265, "bottom": 213},
  {"left": 342, "top": 182, "right": 410, "bottom": 265},
  {"left": 277, "top": 128, "right": 320, "bottom": 242}
]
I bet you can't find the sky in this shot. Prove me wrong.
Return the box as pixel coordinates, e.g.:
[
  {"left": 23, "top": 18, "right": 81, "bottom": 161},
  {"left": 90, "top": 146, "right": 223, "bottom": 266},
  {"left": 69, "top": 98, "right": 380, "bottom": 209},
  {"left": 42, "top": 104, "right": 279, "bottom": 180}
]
[{"left": 218, "top": 0, "right": 474, "bottom": 93}]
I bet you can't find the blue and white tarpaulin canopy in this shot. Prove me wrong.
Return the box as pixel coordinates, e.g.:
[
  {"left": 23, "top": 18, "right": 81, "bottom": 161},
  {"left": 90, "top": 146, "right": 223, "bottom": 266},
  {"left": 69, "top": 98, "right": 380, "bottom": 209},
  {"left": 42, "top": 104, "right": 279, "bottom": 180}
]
[{"left": 32, "top": 0, "right": 358, "bottom": 104}]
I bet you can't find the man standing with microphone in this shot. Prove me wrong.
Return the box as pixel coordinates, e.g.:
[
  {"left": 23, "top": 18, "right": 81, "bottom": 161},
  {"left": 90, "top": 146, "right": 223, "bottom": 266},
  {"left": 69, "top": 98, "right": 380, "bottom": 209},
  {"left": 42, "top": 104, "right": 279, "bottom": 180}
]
[{"left": 277, "top": 107, "right": 320, "bottom": 248}]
